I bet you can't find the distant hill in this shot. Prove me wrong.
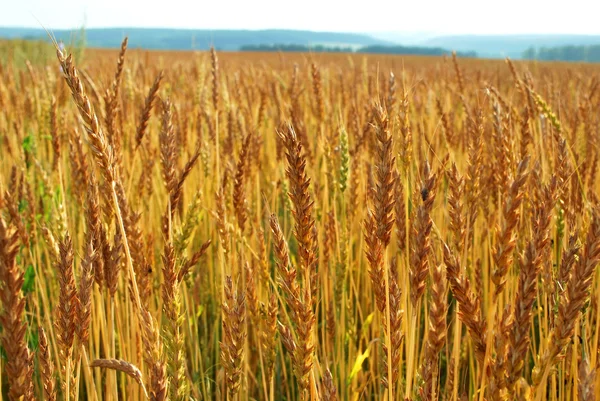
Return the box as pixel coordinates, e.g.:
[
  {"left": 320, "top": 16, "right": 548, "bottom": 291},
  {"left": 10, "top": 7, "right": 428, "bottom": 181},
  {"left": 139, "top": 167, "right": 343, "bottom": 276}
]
[
  {"left": 368, "top": 31, "right": 440, "bottom": 45},
  {"left": 239, "top": 43, "right": 476, "bottom": 57},
  {"left": 422, "top": 34, "right": 600, "bottom": 59},
  {"left": 0, "top": 27, "right": 391, "bottom": 51}
]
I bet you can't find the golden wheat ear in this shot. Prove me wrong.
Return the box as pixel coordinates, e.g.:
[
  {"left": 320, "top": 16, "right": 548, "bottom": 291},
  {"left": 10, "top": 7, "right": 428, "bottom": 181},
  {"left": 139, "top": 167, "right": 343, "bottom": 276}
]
[
  {"left": 38, "top": 327, "right": 57, "bottom": 401},
  {"left": 0, "top": 217, "right": 35, "bottom": 400},
  {"left": 90, "top": 359, "right": 148, "bottom": 399}
]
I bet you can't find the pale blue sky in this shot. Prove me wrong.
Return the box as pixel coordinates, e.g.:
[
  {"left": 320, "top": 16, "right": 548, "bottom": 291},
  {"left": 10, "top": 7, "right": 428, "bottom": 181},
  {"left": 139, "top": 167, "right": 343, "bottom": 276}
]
[{"left": 3, "top": 0, "right": 600, "bottom": 35}]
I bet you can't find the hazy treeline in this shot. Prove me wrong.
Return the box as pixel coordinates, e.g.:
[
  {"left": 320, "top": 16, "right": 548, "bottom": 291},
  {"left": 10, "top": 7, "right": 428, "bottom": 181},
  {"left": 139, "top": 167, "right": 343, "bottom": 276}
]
[
  {"left": 523, "top": 44, "right": 600, "bottom": 62},
  {"left": 240, "top": 43, "right": 477, "bottom": 57}
]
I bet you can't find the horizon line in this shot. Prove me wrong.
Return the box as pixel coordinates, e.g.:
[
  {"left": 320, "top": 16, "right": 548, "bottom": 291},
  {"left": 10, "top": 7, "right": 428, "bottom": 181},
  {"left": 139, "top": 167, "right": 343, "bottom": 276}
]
[{"left": 3, "top": 26, "right": 600, "bottom": 37}]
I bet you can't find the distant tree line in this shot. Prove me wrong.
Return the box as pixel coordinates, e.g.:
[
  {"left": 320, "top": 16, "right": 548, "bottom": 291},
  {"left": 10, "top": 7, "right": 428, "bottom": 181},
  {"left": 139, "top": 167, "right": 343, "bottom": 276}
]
[
  {"left": 239, "top": 44, "right": 354, "bottom": 52},
  {"left": 358, "top": 45, "right": 476, "bottom": 57},
  {"left": 522, "top": 45, "right": 600, "bottom": 62},
  {"left": 240, "top": 43, "right": 477, "bottom": 57}
]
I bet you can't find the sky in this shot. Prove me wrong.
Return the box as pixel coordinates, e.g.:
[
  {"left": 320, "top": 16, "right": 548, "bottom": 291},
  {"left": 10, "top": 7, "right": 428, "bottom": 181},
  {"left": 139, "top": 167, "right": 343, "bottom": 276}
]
[{"left": 3, "top": 0, "right": 600, "bottom": 36}]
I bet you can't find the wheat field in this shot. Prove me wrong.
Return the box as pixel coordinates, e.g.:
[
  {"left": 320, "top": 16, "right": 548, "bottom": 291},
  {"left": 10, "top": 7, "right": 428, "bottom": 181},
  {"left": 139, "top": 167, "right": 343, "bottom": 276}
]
[{"left": 0, "top": 40, "right": 599, "bottom": 401}]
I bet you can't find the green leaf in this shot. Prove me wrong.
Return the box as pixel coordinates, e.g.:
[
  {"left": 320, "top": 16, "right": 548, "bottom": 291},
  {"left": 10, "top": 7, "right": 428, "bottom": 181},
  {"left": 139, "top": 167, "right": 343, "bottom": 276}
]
[
  {"left": 27, "top": 326, "right": 39, "bottom": 350},
  {"left": 22, "top": 134, "right": 33, "bottom": 152},
  {"left": 360, "top": 312, "right": 375, "bottom": 337},
  {"left": 18, "top": 199, "right": 28, "bottom": 214},
  {"left": 347, "top": 344, "right": 371, "bottom": 386},
  {"left": 22, "top": 265, "right": 35, "bottom": 294},
  {"left": 196, "top": 305, "right": 204, "bottom": 318}
]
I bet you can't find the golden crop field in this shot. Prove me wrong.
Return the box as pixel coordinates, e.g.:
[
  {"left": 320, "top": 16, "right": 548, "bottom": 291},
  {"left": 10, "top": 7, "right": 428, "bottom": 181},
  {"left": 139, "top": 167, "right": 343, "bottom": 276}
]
[{"left": 1, "top": 40, "right": 600, "bottom": 401}]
